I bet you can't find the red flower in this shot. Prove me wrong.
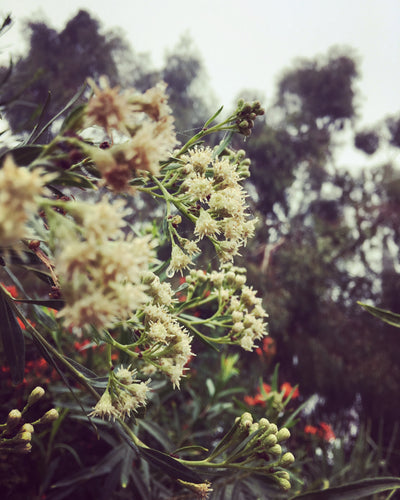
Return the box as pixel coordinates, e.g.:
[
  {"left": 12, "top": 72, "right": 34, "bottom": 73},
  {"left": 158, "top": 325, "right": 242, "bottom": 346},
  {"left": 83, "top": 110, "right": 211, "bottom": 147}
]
[
  {"left": 305, "top": 422, "right": 335, "bottom": 442},
  {"left": 74, "top": 339, "right": 91, "bottom": 351},
  {"left": 244, "top": 383, "right": 271, "bottom": 406},
  {"left": 3, "top": 284, "right": 18, "bottom": 298},
  {"left": 280, "top": 382, "right": 299, "bottom": 399},
  {"left": 256, "top": 337, "right": 276, "bottom": 358},
  {"left": 304, "top": 424, "right": 318, "bottom": 435},
  {"left": 16, "top": 317, "right": 36, "bottom": 330},
  {"left": 318, "top": 422, "right": 335, "bottom": 442}
]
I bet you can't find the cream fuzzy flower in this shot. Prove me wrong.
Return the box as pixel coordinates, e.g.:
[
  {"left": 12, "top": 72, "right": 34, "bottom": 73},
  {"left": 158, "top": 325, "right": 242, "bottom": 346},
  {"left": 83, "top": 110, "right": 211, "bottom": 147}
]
[{"left": 0, "top": 156, "right": 46, "bottom": 247}]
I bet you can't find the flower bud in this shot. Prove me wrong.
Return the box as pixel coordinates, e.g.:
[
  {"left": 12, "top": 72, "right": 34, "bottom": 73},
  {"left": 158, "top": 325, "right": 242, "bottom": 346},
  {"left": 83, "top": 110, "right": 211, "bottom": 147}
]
[
  {"left": 268, "top": 443, "right": 282, "bottom": 456},
  {"left": 249, "top": 423, "right": 259, "bottom": 434},
  {"left": 276, "top": 470, "right": 290, "bottom": 480},
  {"left": 240, "top": 412, "right": 253, "bottom": 430},
  {"left": 263, "top": 434, "right": 277, "bottom": 448},
  {"left": 276, "top": 427, "right": 291, "bottom": 442},
  {"left": 15, "top": 431, "right": 32, "bottom": 444},
  {"left": 27, "top": 386, "right": 45, "bottom": 406},
  {"left": 280, "top": 452, "right": 295, "bottom": 467},
  {"left": 259, "top": 418, "right": 270, "bottom": 429},
  {"left": 21, "top": 423, "right": 34, "bottom": 434},
  {"left": 39, "top": 409, "right": 59, "bottom": 424},
  {"left": 6, "top": 409, "right": 22, "bottom": 432},
  {"left": 276, "top": 477, "right": 291, "bottom": 491}
]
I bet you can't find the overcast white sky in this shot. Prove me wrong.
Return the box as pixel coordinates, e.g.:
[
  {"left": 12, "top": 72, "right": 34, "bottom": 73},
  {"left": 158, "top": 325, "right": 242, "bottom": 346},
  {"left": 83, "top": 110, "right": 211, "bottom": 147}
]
[{"left": 1, "top": 0, "right": 400, "bottom": 130}]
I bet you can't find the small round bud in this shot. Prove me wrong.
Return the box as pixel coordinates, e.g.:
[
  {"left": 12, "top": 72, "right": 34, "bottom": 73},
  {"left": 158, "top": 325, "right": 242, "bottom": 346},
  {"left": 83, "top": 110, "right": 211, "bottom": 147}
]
[
  {"left": 259, "top": 418, "right": 270, "bottom": 429},
  {"left": 240, "top": 412, "right": 253, "bottom": 429},
  {"left": 27, "top": 386, "right": 45, "bottom": 406},
  {"left": 15, "top": 431, "right": 32, "bottom": 443},
  {"left": 263, "top": 434, "right": 278, "bottom": 448},
  {"left": 267, "top": 423, "right": 278, "bottom": 435},
  {"left": 280, "top": 452, "right": 295, "bottom": 467},
  {"left": 7, "top": 409, "right": 22, "bottom": 431},
  {"left": 39, "top": 409, "right": 59, "bottom": 424},
  {"left": 268, "top": 443, "right": 282, "bottom": 456},
  {"left": 277, "top": 478, "right": 291, "bottom": 491},
  {"left": 249, "top": 423, "right": 259, "bottom": 434},
  {"left": 276, "top": 470, "right": 290, "bottom": 480},
  {"left": 276, "top": 428, "right": 291, "bottom": 442},
  {"left": 21, "top": 423, "right": 34, "bottom": 434}
]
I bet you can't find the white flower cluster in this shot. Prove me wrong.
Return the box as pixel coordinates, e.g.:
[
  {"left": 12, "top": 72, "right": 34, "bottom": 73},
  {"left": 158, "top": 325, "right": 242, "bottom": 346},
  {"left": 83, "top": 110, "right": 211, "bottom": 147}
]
[
  {"left": 143, "top": 303, "right": 193, "bottom": 388},
  {"left": 227, "top": 283, "right": 268, "bottom": 351},
  {"left": 89, "top": 365, "right": 150, "bottom": 420},
  {"left": 49, "top": 197, "right": 156, "bottom": 330},
  {"left": 169, "top": 146, "right": 256, "bottom": 270},
  {"left": 84, "top": 78, "right": 178, "bottom": 191},
  {"left": 0, "top": 156, "right": 47, "bottom": 247}
]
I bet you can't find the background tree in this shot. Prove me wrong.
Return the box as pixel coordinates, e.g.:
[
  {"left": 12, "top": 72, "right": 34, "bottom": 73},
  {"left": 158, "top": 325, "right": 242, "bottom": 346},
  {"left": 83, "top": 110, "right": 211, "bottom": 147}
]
[
  {"left": 238, "top": 49, "right": 400, "bottom": 450},
  {"left": 0, "top": 10, "right": 212, "bottom": 138}
]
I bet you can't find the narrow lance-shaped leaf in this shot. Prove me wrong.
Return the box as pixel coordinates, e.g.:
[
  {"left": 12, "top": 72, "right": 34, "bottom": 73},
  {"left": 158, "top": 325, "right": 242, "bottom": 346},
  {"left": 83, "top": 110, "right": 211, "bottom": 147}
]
[
  {"left": 137, "top": 446, "right": 204, "bottom": 484},
  {"left": 0, "top": 290, "right": 25, "bottom": 384},
  {"left": 358, "top": 301, "right": 400, "bottom": 328}
]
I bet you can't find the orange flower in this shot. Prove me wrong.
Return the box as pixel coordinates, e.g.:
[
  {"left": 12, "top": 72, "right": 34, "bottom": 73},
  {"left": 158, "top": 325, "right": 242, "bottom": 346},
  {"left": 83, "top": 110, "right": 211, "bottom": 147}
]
[{"left": 280, "top": 382, "right": 299, "bottom": 399}]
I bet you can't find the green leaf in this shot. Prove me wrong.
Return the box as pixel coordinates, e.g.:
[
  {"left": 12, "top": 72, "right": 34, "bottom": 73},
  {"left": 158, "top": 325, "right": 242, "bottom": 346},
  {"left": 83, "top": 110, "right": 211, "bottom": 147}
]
[
  {"left": 173, "top": 445, "right": 209, "bottom": 455},
  {"left": 15, "top": 298, "right": 64, "bottom": 309},
  {"left": 214, "top": 130, "right": 234, "bottom": 157},
  {"left": 30, "top": 83, "right": 87, "bottom": 144},
  {"left": 4, "top": 145, "right": 44, "bottom": 165},
  {"left": 51, "top": 445, "right": 125, "bottom": 488},
  {"left": 203, "top": 105, "right": 224, "bottom": 128},
  {"left": 291, "top": 477, "right": 400, "bottom": 500},
  {"left": 0, "top": 290, "right": 25, "bottom": 384},
  {"left": 358, "top": 301, "right": 400, "bottom": 328},
  {"left": 137, "top": 446, "right": 204, "bottom": 484},
  {"left": 138, "top": 420, "right": 174, "bottom": 452},
  {"left": 60, "top": 104, "right": 85, "bottom": 132},
  {"left": 52, "top": 171, "right": 96, "bottom": 189}
]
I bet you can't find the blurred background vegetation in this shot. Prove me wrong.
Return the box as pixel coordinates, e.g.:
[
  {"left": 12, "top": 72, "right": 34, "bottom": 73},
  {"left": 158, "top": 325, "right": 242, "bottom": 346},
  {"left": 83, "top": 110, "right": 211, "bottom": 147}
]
[{"left": 1, "top": 9, "right": 400, "bottom": 498}]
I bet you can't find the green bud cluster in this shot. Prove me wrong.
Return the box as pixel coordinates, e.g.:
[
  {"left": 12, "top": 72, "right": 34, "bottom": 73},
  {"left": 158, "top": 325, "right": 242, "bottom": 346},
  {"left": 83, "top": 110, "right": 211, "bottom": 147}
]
[
  {"left": 0, "top": 387, "right": 59, "bottom": 455},
  {"left": 205, "top": 413, "right": 295, "bottom": 491},
  {"left": 235, "top": 99, "right": 265, "bottom": 136}
]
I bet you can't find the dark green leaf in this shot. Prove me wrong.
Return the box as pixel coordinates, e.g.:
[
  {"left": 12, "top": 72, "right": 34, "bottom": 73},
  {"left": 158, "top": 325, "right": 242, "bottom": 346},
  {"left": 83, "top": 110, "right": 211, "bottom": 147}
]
[
  {"left": 4, "top": 145, "right": 44, "bottom": 165},
  {"left": 52, "top": 171, "right": 96, "bottom": 189},
  {"left": 138, "top": 420, "right": 174, "bottom": 452},
  {"left": 52, "top": 445, "right": 125, "bottom": 488},
  {"left": 137, "top": 446, "right": 204, "bottom": 483},
  {"left": 0, "top": 291, "right": 25, "bottom": 383},
  {"left": 291, "top": 477, "right": 400, "bottom": 500},
  {"left": 60, "top": 104, "right": 85, "bottom": 132},
  {"left": 16, "top": 298, "right": 64, "bottom": 309}
]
